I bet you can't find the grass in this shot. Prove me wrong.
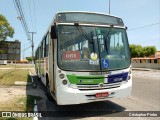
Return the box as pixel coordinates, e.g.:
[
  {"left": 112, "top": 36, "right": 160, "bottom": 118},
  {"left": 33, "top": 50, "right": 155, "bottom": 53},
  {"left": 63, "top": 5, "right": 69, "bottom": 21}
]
[
  {"left": 0, "top": 95, "right": 41, "bottom": 111},
  {"left": 0, "top": 65, "right": 42, "bottom": 120},
  {"left": 0, "top": 69, "right": 31, "bottom": 86},
  {"left": 0, "top": 95, "right": 41, "bottom": 120},
  {"left": 0, "top": 64, "right": 34, "bottom": 68}
]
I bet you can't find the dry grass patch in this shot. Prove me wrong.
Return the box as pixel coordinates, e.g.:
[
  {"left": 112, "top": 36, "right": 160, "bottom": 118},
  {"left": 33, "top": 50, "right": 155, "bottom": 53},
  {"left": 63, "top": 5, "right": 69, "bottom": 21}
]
[
  {"left": 0, "top": 64, "right": 34, "bottom": 69},
  {"left": 0, "top": 95, "right": 35, "bottom": 111},
  {"left": 0, "top": 95, "right": 41, "bottom": 120},
  {"left": 0, "top": 69, "right": 31, "bottom": 86}
]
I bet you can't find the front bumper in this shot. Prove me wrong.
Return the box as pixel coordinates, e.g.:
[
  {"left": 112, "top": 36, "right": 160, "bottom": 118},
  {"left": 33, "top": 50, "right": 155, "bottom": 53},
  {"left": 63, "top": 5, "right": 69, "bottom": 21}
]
[{"left": 56, "top": 80, "right": 132, "bottom": 105}]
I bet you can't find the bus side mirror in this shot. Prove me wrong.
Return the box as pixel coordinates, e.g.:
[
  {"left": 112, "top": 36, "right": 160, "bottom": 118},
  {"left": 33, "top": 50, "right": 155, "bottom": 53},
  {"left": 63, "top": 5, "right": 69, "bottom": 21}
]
[
  {"left": 125, "top": 27, "right": 128, "bottom": 30},
  {"left": 51, "top": 25, "right": 57, "bottom": 39}
]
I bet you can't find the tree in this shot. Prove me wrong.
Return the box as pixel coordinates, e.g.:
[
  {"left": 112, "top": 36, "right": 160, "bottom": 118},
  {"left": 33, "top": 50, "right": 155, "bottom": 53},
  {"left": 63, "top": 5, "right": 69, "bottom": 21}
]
[
  {"left": 129, "top": 44, "right": 157, "bottom": 58},
  {"left": 0, "top": 14, "right": 14, "bottom": 41},
  {"left": 143, "top": 46, "right": 157, "bottom": 57},
  {"left": 26, "top": 57, "right": 35, "bottom": 62},
  {"left": 129, "top": 44, "right": 143, "bottom": 58}
]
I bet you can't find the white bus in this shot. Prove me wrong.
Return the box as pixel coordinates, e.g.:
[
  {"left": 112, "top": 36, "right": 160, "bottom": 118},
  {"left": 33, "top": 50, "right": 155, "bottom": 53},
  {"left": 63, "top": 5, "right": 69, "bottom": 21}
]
[{"left": 35, "top": 12, "right": 132, "bottom": 105}]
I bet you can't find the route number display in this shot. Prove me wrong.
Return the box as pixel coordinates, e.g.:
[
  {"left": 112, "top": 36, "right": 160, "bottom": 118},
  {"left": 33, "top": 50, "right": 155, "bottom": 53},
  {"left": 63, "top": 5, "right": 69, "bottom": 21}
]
[{"left": 63, "top": 51, "right": 80, "bottom": 61}]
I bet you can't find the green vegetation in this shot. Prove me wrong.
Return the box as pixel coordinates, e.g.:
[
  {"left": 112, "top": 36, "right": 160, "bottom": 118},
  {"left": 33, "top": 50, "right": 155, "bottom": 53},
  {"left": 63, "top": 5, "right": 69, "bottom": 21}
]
[
  {"left": 0, "top": 64, "right": 34, "bottom": 68},
  {"left": 26, "top": 57, "right": 35, "bottom": 62},
  {"left": 129, "top": 44, "right": 157, "bottom": 58},
  {"left": 0, "top": 95, "right": 41, "bottom": 120},
  {"left": 0, "top": 68, "right": 41, "bottom": 120},
  {"left": 0, "top": 69, "right": 31, "bottom": 86},
  {"left": 0, "top": 65, "right": 41, "bottom": 120},
  {"left": 0, "top": 95, "right": 41, "bottom": 111},
  {"left": 0, "top": 14, "right": 14, "bottom": 41},
  {"left": 0, "top": 49, "right": 7, "bottom": 54}
]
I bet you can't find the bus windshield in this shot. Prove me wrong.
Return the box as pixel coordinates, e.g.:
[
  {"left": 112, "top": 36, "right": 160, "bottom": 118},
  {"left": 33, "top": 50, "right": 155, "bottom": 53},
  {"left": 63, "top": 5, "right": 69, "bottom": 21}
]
[{"left": 57, "top": 25, "right": 130, "bottom": 71}]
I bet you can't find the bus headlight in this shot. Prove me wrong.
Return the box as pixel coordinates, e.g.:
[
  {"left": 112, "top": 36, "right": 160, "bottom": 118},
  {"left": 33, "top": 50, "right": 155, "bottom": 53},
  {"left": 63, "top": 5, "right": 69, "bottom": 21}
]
[
  {"left": 59, "top": 73, "right": 65, "bottom": 79},
  {"left": 62, "top": 79, "right": 67, "bottom": 85}
]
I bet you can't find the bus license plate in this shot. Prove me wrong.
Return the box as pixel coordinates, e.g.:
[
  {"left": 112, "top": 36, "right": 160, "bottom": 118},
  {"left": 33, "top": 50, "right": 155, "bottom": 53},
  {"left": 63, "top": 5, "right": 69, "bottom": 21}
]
[{"left": 96, "top": 92, "right": 109, "bottom": 98}]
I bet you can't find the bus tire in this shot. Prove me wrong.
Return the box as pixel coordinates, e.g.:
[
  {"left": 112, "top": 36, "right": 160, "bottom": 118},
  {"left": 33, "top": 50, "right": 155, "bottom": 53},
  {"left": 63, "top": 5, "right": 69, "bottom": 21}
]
[
  {"left": 36, "top": 69, "right": 40, "bottom": 80},
  {"left": 46, "top": 76, "right": 53, "bottom": 101}
]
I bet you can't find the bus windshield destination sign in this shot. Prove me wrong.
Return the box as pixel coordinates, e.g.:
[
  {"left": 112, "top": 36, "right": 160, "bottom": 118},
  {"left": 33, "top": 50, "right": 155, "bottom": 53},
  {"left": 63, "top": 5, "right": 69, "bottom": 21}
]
[
  {"left": 57, "top": 12, "right": 124, "bottom": 26},
  {"left": 63, "top": 51, "right": 80, "bottom": 61}
]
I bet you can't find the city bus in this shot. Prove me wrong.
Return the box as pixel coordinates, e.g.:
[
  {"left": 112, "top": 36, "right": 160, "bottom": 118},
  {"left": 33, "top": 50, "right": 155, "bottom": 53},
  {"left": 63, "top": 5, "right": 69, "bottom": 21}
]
[{"left": 35, "top": 12, "right": 132, "bottom": 105}]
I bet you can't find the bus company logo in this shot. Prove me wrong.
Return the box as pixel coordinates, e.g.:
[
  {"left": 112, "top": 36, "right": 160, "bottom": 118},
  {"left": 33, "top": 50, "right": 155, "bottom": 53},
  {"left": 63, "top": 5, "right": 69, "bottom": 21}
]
[
  {"left": 114, "top": 77, "right": 123, "bottom": 82},
  {"left": 79, "top": 80, "right": 93, "bottom": 83}
]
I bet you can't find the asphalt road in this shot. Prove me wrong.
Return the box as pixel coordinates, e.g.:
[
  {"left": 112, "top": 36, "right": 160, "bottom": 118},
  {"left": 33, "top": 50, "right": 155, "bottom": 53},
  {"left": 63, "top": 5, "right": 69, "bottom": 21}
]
[{"left": 31, "top": 70, "right": 160, "bottom": 120}]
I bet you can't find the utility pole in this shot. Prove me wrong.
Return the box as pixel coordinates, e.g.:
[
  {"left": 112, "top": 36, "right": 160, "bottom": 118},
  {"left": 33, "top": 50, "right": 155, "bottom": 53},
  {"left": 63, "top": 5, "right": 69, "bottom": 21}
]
[
  {"left": 14, "top": 42, "right": 17, "bottom": 69},
  {"left": 23, "top": 44, "right": 25, "bottom": 60},
  {"left": 109, "top": 0, "right": 110, "bottom": 14},
  {"left": 29, "top": 32, "right": 36, "bottom": 64}
]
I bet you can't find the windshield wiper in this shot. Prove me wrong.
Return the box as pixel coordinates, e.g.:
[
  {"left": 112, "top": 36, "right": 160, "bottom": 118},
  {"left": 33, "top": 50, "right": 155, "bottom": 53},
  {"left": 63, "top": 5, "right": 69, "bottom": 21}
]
[
  {"left": 104, "top": 25, "right": 114, "bottom": 54},
  {"left": 74, "top": 23, "right": 95, "bottom": 53}
]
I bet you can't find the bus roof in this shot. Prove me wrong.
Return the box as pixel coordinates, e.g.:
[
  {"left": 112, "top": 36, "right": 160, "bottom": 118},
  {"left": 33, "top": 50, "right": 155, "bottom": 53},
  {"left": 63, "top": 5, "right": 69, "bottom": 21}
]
[
  {"left": 55, "top": 11, "right": 124, "bottom": 26},
  {"left": 56, "top": 11, "right": 121, "bottom": 18}
]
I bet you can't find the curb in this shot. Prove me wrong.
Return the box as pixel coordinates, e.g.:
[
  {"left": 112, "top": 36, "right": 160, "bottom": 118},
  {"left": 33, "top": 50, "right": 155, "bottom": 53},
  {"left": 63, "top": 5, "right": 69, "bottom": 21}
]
[
  {"left": 29, "top": 71, "right": 39, "bottom": 120},
  {"left": 132, "top": 68, "right": 160, "bottom": 71},
  {"left": 132, "top": 68, "right": 151, "bottom": 71},
  {"left": 33, "top": 99, "right": 38, "bottom": 120},
  {"left": 29, "top": 71, "right": 36, "bottom": 88},
  {"left": 14, "top": 81, "right": 33, "bottom": 86}
]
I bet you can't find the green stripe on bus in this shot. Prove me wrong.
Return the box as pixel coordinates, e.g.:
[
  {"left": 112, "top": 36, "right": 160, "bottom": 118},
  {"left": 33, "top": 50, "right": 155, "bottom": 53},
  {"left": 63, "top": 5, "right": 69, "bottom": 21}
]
[{"left": 67, "top": 75, "right": 104, "bottom": 84}]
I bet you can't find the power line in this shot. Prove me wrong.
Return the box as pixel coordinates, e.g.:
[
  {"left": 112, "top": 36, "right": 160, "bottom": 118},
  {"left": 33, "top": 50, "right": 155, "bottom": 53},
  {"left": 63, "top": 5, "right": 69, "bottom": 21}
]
[
  {"left": 13, "top": 0, "right": 30, "bottom": 40},
  {"left": 24, "top": 41, "right": 31, "bottom": 45},
  {"left": 23, "top": 45, "right": 31, "bottom": 51},
  {"left": 33, "top": 0, "right": 37, "bottom": 31},
  {"left": 29, "top": 32, "right": 36, "bottom": 64},
  {"left": 20, "top": 0, "right": 29, "bottom": 36},
  {"left": 23, "top": 45, "right": 31, "bottom": 59},
  {"left": 28, "top": 0, "right": 34, "bottom": 31},
  {"left": 13, "top": 0, "right": 31, "bottom": 40},
  {"left": 109, "top": 0, "right": 110, "bottom": 14},
  {"left": 20, "top": 0, "right": 27, "bottom": 26},
  {"left": 128, "top": 22, "right": 160, "bottom": 31}
]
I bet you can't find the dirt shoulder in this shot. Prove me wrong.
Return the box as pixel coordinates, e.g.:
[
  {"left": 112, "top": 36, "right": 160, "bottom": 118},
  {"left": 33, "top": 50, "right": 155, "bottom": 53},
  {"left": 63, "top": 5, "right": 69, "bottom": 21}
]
[{"left": 0, "top": 67, "right": 43, "bottom": 113}]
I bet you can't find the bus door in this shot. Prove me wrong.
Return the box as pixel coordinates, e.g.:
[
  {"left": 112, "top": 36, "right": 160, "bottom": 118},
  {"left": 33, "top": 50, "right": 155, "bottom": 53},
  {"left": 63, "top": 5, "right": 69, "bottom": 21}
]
[{"left": 49, "top": 36, "right": 55, "bottom": 95}]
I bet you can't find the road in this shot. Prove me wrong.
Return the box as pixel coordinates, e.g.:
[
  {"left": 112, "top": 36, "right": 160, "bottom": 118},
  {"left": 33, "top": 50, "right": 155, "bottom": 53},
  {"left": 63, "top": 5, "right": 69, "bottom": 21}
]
[{"left": 30, "top": 70, "right": 160, "bottom": 120}]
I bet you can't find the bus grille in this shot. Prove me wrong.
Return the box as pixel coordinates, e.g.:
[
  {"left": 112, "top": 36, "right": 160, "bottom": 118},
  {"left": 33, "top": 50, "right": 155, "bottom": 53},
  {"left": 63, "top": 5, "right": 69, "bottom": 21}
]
[{"left": 76, "top": 82, "right": 121, "bottom": 90}]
